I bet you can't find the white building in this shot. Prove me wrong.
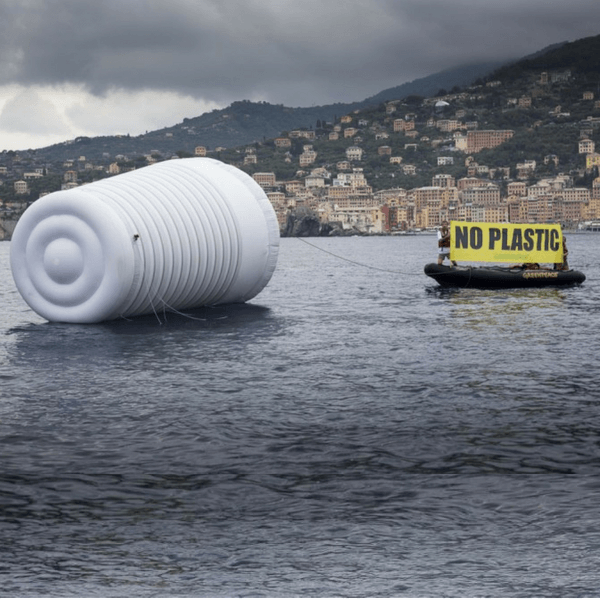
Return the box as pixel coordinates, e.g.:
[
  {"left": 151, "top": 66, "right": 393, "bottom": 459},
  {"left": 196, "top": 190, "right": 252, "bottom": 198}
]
[{"left": 346, "top": 146, "right": 363, "bottom": 161}]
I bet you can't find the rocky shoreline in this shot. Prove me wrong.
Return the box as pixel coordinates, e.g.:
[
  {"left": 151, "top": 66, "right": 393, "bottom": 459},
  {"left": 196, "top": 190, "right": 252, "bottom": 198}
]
[
  {"left": 282, "top": 206, "right": 369, "bottom": 237},
  {"left": 0, "top": 218, "right": 18, "bottom": 241}
]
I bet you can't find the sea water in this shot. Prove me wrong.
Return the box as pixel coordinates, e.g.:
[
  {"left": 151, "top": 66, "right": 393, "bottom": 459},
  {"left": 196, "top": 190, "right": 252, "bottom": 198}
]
[{"left": 1, "top": 235, "right": 600, "bottom": 597}]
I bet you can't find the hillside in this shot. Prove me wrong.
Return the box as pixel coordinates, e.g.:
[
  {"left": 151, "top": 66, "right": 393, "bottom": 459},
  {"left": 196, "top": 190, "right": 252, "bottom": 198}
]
[
  {"left": 363, "top": 61, "right": 505, "bottom": 105},
  {"left": 491, "top": 35, "right": 600, "bottom": 81},
  {"left": 26, "top": 61, "right": 504, "bottom": 163},
  {"left": 218, "top": 33, "right": 600, "bottom": 193}
]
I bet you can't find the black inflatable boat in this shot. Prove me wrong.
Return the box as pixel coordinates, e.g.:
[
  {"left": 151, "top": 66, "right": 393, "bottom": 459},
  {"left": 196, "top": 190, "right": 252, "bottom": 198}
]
[{"left": 424, "top": 263, "right": 586, "bottom": 289}]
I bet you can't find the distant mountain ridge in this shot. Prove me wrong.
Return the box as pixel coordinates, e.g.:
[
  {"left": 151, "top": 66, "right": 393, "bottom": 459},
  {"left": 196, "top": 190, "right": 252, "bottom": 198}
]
[
  {"left": 490, "top": 35, "right": 600, "bottom": 80},
  {"left": 31, "top": 61, "right": 506, "bottom": 161},
  {"left": 28, "top": 34, "right": 600, "bottom": 161},
  {"left": 361, "top": 61, "right": 506, "bottom": 104},
  {"left": 158, "top": 61, "right": 503, "bottom": 146}
]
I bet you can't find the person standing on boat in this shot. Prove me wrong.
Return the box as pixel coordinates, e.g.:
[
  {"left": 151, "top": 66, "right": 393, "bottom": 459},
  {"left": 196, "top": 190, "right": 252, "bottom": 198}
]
[
  {"left": 437, "top": 221, "right": 457, "bottom": 266},
  {"left": 554, "top": 235, "right": 569, "bottom": 271}
]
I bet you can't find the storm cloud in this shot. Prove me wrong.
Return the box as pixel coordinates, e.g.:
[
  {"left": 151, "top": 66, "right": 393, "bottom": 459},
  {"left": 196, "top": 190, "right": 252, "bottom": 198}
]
[
  {"left": 3, "top": 0, "right": 599, "bottom": 105},
  {"left": 0, "top": 0, "right": 598, "bottom": 150}
]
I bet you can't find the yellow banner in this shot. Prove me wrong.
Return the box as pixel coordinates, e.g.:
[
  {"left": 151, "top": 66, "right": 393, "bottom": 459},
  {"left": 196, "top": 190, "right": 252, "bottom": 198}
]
[{"left": 450, "top": 221, "right": 564, "bottom": 263}]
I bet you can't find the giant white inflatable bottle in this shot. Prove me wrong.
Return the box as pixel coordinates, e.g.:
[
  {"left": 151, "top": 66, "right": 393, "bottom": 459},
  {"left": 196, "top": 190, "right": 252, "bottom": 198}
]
[{"left": 10, "top": 158, "right": 280, "bottom": 323}]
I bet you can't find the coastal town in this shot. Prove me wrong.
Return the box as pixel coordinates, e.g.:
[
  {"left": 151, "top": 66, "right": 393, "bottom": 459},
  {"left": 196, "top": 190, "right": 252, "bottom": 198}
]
[
  {"left": 1, "top": 67, "right": 600, "bottom": 239},
  {"left": 252, "top": 119, "right": 600, "bottom": 235}
]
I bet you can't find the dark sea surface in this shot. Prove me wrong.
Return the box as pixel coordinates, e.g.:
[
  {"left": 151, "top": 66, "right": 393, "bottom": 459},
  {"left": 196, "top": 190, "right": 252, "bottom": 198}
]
[{"left": 1, "top": 234, "right": 600, "bottom": 597}]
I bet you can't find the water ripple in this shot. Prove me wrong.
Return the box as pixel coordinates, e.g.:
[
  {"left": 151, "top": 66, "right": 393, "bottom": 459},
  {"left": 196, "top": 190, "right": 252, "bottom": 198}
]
[{"left": 2, "top": 236, "right": 600, "bottom": 595}]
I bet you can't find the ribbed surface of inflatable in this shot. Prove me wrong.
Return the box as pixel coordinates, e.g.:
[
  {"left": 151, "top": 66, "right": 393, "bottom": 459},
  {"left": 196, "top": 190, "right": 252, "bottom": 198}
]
[{"left": 10, "top": 158, "right": 280, "bottom": 323}]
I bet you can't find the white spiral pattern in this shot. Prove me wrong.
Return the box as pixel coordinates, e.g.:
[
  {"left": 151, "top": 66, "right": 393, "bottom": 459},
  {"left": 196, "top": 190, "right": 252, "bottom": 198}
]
[{"left": 10, "top": 158, "right": 280, "bottom": 323}]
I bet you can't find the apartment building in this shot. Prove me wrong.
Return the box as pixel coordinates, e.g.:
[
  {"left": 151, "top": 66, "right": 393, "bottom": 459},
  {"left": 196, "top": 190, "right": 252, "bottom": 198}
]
[
  {"left": 462, "top": 130, "right": 514, "bottom": 153},
  {"left": 333, "top": 190, "right": 375, "bottom": 209},
  {"left": 527, "top": 182, "right": 553, "bottom": 198},
  {"left": 327, "top": 186, "right": 351, "bottom": 202},
  {"left": 457, "top": 177, "right": 487, "bottom": 191},
  {"left": 484, "top": 205, "right": 509, "bottom": 222},
  {"left": 561, "top": 188, "right": 590, "bottom": 203},
  {"left": 345, "top": 146, "right": 363, "bottom": 161},
  {"left": 461, "top": 184, "right": 501, "bottom": 206},
  {"left": 586, "top": 153, "right": 600, "bottom": 169},
  {"left": 584, "top": 197, "right": 600, "bottom": 220},
  {"left": 14, "top": 180, "right": 28, "bottom": 195},
  {"left": 432, "top": 174, "right": 456, "bottom": 188},
  {"left": 508, "top": 181, "right": 527, "bottom": 197},
  {"left": 305, "top": 175, "right": 326, "bottom": 188},
  {"left": 412, "top": 186, "right": 445, "bottom": 210},
  {"left": 374, "top": 188, "right": 408, "bottom": 207},
  {"left": 393, "top": 119, "right": 414, "bottom": 132},
  {"left": 333, "top": 169, "right": 368, "bottom": 188},
  {"left": 454, "top": 133, "right": 468, "bottom": 151},
  {"left": 395, "top": 204, "right": 416, "bottom": 230},
  {"left": 562, "top": 199, "right": 584, "bottom": 223},
  {"left": 436, "top": 119, "right": 461, "bottom": 132},
  {"left": 289, "top": 130, "right": 316, "bottom": 140},
  {"left": 252, "top": 172, "right": 277, "bottom": 187},
  {"left": 285, "top": 180, "right": 302, "bottom": 194},
  {"left": 518, "top": 196, "right": 561, "bottom": 223},
  {"left": 266, "top": 191, "right": 286, "bottom": 207},
  {"left": 326, "top": 185, "right": 373, "bottom": 208},
  {"left": 593, "top": 177, "right": 600, "bottom": 199},
  {"left": 299, "top": 148, "right": 317, "bottom": 167}
]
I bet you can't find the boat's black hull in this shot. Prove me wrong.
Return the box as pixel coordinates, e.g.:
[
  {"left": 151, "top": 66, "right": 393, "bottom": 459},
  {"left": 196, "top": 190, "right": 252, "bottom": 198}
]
[{"left": 424, "top": 263, "right": 586, "bottom": 289}]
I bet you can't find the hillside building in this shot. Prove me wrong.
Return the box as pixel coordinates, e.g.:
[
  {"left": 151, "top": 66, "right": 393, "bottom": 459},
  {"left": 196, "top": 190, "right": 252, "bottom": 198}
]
[
  {"left": 579, "top": 139, "right": 595, "bottom": 154},
  {"left": 345, "top": 146, "right": 363, "bottom": 161},
  {"left": 461, "top": 184, "right": 501, "bottom": 206},
  {"left": 252, "top": 172, "right": 277, "bottom": 188},
  {"left": 14, "top": 180, "right": 28, "bottom": 195},
  {"left": 463, "top": 130, "right": 515, "bottom": 153}
]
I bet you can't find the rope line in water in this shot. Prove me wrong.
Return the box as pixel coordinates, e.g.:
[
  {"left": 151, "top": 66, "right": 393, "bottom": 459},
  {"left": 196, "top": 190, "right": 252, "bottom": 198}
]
[{"left": 295, "top": 237, "right": 422, "bottom": 276}]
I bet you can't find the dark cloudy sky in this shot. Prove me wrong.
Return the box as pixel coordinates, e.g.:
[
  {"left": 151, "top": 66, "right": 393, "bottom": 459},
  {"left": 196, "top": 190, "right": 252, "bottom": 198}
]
[{"left": 0, "top": 0, "right": 598, "bottom": 151}]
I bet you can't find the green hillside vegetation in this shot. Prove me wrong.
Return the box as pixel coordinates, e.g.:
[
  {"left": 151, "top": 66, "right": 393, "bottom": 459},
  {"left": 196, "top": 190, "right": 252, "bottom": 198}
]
[
  {"left": 236, "top": 92, "right": 596, "bottom": 192},
  {"left": 229, "top": 34, "right": 600, "bottom": 191},
  {"left": 20, "top": 63, "right": 505, "bottom": 163},
  {"left": 492, "top": 35, "right": 600, "bottom": 80},
  {"left": 361, "top": 61, "right": 504, "bottom": 105}
]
